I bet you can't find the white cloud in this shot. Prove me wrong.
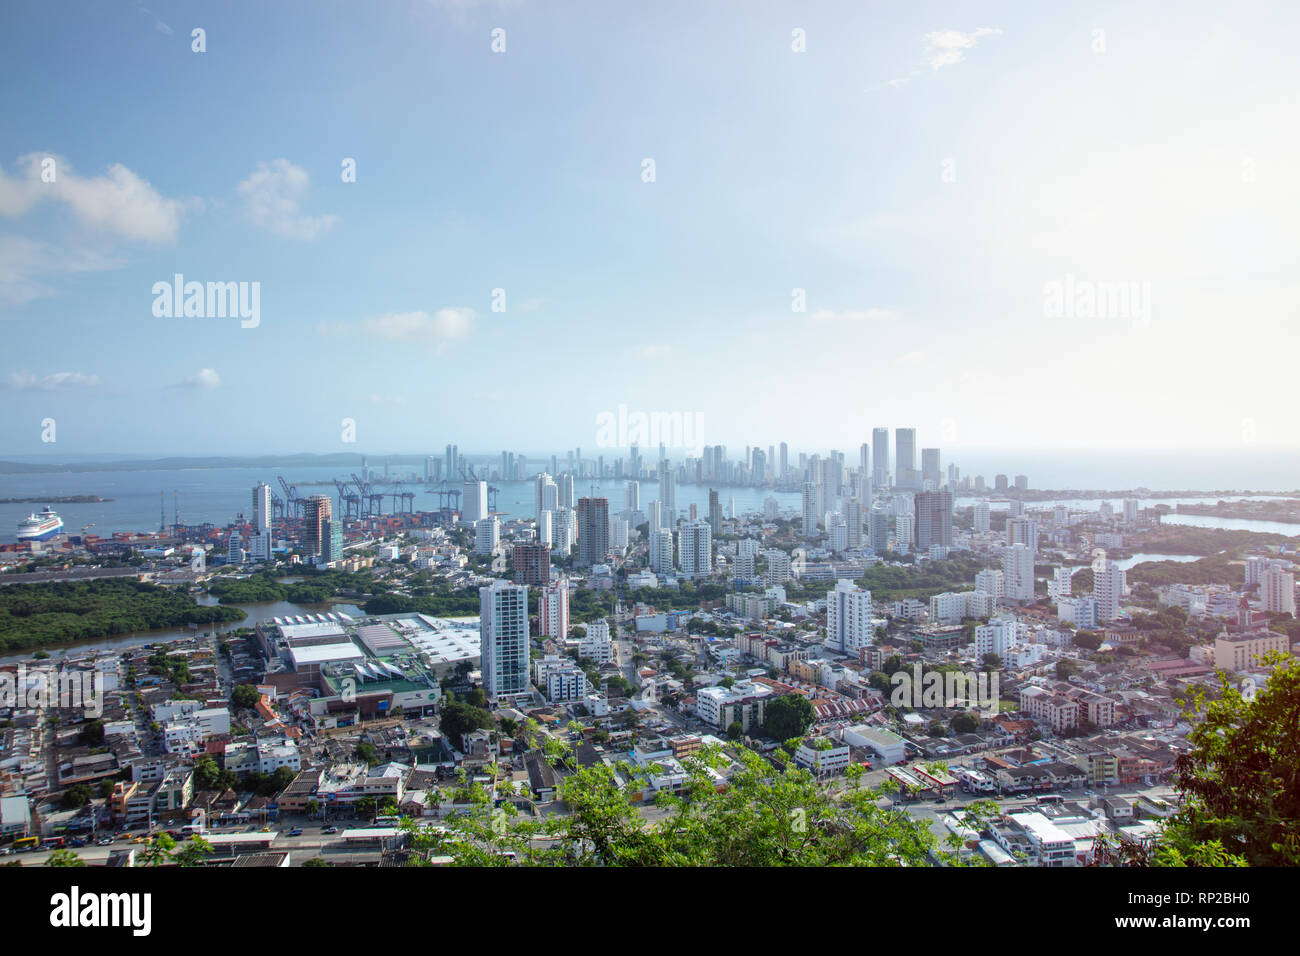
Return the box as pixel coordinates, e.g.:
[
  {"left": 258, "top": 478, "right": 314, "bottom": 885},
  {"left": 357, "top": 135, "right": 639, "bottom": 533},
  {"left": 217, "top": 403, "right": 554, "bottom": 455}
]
[
  {"left": 362, "top": 308, "right": 475, "bottom": 342},
  {"left": 807, "top": 307, "right": 897, "bottom": 322},
  {"left": 0, "top": 234, "right": 124, "bottom": 308},
  {"left": 178, "top": 368, "right": 221, "bottom": 389},
  {"left": 0, "top": 153, "right": 198, "bottom": 243},
  {"left": 4, "top": 369, "right": 101, "bottom": 390},
  {"left": 236, "top": 160, "right": 336, "bottom": 240},
  {"left": 128, "top": 0, "right": 174, "bottom": 35},
  {"left": 924, "top": 28, "right": 1001, "bottom": 70}
]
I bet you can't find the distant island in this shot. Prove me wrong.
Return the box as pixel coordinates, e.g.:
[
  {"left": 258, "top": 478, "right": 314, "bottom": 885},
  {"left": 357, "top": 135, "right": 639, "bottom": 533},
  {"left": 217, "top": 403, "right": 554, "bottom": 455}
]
[{"left": 0, "top": 495, "right": 114, "bottom": 503}]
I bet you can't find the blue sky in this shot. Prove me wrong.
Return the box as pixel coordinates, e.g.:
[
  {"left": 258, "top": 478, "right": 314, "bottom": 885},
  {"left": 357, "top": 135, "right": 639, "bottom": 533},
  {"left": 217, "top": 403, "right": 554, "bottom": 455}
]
[{"left": 1, "top": 0, "right": 1297, "bottom": 460}]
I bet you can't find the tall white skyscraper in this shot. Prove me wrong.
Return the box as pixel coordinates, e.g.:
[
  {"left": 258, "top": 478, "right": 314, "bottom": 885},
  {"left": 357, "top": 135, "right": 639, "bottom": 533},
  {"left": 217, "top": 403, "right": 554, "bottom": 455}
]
[
  {"left": 480, "top": 579, "right": 530, "bottom": 701},
  {"left": 659, "top": 462, "right": 676, "bottom": 519},
  {"left": 1007, "top": 517, "right": 1038, "bottom": 553},
  {"left": 1002, "top": 543, "right": 1036, "bottom": 602},
  {"left": 535, "top": 473, "right": 557, "bottom": 519},
  {"left": 872, "top": 427, "right": 890, "bottom": 488},
  {"left": 801, "top": 482, "right": 819, "bottom": 537},
  {"left": 1260, "top": 568, "right": 1296, "bottom": 615},
  {"left": 539, "top": 579, "right": 570, "bottom": 638},
  {"left": 1093, "top": 558, "right": 1127, "bottom": 622},
  {"left": 826, "top": 579, "right": 873, "bottom": 653},
  {"left": 474, "top": 516, "right": 499, "bottom": 555},
  {"left": 895, "top": 428, "right": 917, "bottom": 489},
  {"left": 625, "top": 480, "right": 640, "bottom": 513},
  {"left": 648, "top": 499, "right": 664, "bottom": 531},
  {"left": 558, "top": 473, "right": 576, "bottom": 509},
  {"left": 973, "top": 501, "right": 991, "bottom": 534},
  {"left": 649, "top": 529, "right": 674, "bottom": 574},
  {"left": 678, "top": 520, "right": 712, "bottom": 578},
  {"left": 251, "top": 482, "right": 273, "bottom": 561},
  {"left": 537, "top": 509, "right": 553, "bottom": 548},
  {"left": 462, "top": 480, "right": 487, "bottom": 523}
]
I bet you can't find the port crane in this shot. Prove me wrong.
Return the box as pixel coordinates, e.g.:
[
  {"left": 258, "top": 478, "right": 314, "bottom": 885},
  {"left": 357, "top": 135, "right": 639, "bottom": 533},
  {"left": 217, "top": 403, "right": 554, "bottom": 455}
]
[
  {"left": 351, "top": 473, "right": 386, "bottom": 518},
  {"left": 333, "top": 479, "right": 362, "bottom": 519},
  {"left": 278, "top": 477, "right": 303, "bottom": 518}
]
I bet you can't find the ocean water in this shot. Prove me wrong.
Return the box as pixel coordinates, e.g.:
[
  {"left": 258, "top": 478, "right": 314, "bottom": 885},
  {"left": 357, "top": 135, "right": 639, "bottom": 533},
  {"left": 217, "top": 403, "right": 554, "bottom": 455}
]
[{"left": 1, "top": 454, "right": 1297, "bottom": 542}]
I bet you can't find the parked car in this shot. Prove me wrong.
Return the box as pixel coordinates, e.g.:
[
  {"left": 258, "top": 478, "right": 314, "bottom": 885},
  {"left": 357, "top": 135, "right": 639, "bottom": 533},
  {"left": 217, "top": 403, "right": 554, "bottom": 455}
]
[
  {"left": 287, "top": 827, "right": 304, "bottom": 837},
  {"left": 321, "top": 826, "right": 338, "bottom": 834},
  {"left": 97, "top": 837, "right": 115, "bottom": 846}
]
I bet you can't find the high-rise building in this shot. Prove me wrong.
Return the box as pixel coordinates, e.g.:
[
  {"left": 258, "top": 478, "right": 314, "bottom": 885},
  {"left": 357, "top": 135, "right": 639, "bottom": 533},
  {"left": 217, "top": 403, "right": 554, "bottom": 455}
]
[
  {"left": 302, "top": 494, "right": 332, "bottom": 557},
  {"left": 649, "top": 529, "right": 675, "bottom": 574},
  {"left": 322, "top": 517, "right": 344, "bottom": 564},
  {"left": 708, "top": 488, "right": 722, "bottom": 536},
  {"left": 921, "top": 448, "right": 941, "bottom": 489},
  {"left": 512, "top": 542, "right": 551, "bottom": 587},
  {"left": 1007, "top": 517, "right": 1038, "bottom": 553},
  {"left": 659, "top": 461, "right": 676, "bottom": 518},
  {"left": 475, "top": 516, "right": 500, "bottom": 555},
  {"left": 558, "top": 473, "right": 576, "bottom": 509},
  {"left": 868, "top": 507, "right": 890, "bottom": 552},
  {"left": 1002, "top": 543, "right": 1036, "bottom": 602},
  {"left": 1123, "top": 499, "right": 1140, "bottom": 524},
  {"left": 1260, "top": 567, "right": 1296, "bottom": 616},
  {"left": 914, "top": 490, "right": 953, "bottom": 550},
  {"left": 251, "top": 482, "right": 273, "bottom": 561},
  {"left": 678, "top": 520, "right": 713, "bottom": 578},
  {"left": 535, "top": 473, "right": 557, "bottom": 519},
  {"left": 826, "top": 579, "right": 874, "bottom": 653},
  {"left": 801, "top": 482, "right": 819, "bottom": 537},
  {"left": 973, "top": 501, "right": 991, "bottom": 534},
  {"left": 576, "top": 497, "right": 610, "bottom": 567},
  {"left": 480, "top": 579, "right": 529, "bottom": 701},
  {"left": 1093, "top": 558, "right": 1126, "bottom": 622},
  {"left": 539, "top": 579, "right": 570, "bottom": 638},
  {"left": 872, "top": 428, "right": 890, "bottom": 489},
  {"left": 845, "top": 498, "right": 864, "bottom": 549},
  {"left": 462, "top": 480, "right": 487, "bottom": 523},
  {"left": 625, "top": 480, "right": 640, "bottom": 513},
  {"left": 895, "top": 428, "right": 917, "bottom": 489},
  {"left": 893, "top": 514, "right": 914, "bottom": 551},
  {"left": 779, "top": 442, "right": 789, "bottom": 480},
  {"left": 552, "top": 507, "right": 576, "bottom": 555}
]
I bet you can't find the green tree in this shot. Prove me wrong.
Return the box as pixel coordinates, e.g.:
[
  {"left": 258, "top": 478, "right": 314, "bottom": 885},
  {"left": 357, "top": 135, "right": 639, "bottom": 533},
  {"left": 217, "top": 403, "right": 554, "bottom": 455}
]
[
  {"left": 61, "top": 784, "right": 94, "bottom": 809},
  {"left": 950, "top": 713, "right": 980, "bottom": 734},
  {"left": 230, "top": 684, "right": 261, "bottom": 709},
  {"left": 172, "top": 836, "right": 214, "bottom": 867},
  {"left": 726, "top": 721, "right": 743, "bottom": 741},
  {"left": 46, "top": 849, "right": 86, "bottom": 867},
  {"left": 1159, "top": 654, "right": 1300, "bottom": 866},
  {"left": 439, "top": 700, "right": 494, "bottom": 748},
  {"left": 763, "top": 694, "right": 815, "bottom": 742}
]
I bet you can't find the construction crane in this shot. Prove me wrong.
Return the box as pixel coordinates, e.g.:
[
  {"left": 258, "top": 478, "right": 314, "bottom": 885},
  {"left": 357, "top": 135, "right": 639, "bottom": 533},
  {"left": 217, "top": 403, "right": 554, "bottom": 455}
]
[
  {"left": 271, "top": 492, "right": 286, "bottom": 521},
  {"left": 278, "top": 477, "right": 303, "bottom": 518},
  {"left": 333, "top": 479, "right": 361, "bottom": 519}
]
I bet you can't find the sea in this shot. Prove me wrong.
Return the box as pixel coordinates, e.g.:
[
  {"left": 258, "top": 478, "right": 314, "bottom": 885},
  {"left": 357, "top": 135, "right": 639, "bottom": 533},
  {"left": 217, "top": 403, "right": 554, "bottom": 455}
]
[{"left": 1, "top": 458, "right": 1299, "bottom": 543}]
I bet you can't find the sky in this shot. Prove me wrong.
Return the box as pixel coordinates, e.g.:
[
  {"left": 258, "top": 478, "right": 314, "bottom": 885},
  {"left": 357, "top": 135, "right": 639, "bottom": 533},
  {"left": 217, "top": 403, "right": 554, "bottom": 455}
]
[{"left": 0, "top": 0, "right": 1297, "bottom": 462}]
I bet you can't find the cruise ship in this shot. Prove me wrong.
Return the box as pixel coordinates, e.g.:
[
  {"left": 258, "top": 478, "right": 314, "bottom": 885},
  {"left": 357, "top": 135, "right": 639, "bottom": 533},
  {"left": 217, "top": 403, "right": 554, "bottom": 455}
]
[{"left": 16, "top": 507, "right": 64, "bottom": 541}]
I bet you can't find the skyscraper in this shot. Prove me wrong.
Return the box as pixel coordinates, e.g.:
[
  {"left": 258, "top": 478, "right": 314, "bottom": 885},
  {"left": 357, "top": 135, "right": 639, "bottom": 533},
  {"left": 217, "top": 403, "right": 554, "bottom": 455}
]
[
  {"left": 708, "top": 488, "right": 722, "bottom": 536},
  {"left": 251, "top": 482, "right": 273, "bottom": 562},
  {"left": 480, "top": 579, "right": 530, "bottom": 702},
  {"left": 576, "top": 497, "right": 610, "bottom": 567},
  {"left": 463, "top": 480, "right": 487, "bottom": 523},
  {"left": 539, "top": 579, "right": 570, "bottom": 638},
  {"left": 1002, "top": 543, "right": 1036, "bottom": 602},
  {"left": 921, "top": 448, "right": 941, "bottom": 489},
  {"left": 678, "top": 520, "right": 712, "bottom": 578},
  {"left": 512, "top": 542, "right": 551, "bottom": 587},
  {"left": 872, "top": 427, "right": 890, "bottom": 489},
  {"left": 801, "top": 482, "right": 819, "bottom": 537},
  {"left": 301, "top": 494, "right": 331, "bottom": 557},
  {"left": 649, "top": 529, "right": 674, "bottom": 574},
  {"left": 914, "top": 490, "right": 953, "bottom": 550},
  {"left": 895, "top": 428, "right": 917, "bottom": 489},
  {"left": 826, "top": 579, "right": 874, "bottom": 653}
]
